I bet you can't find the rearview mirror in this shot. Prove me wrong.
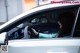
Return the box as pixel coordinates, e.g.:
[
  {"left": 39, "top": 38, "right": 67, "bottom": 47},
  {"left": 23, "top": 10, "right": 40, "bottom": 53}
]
[{"left": 0, "top": 32, "right": 7, "bottom": 45}]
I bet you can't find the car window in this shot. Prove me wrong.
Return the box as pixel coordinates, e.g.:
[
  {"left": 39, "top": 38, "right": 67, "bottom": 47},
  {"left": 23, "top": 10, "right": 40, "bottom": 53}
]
[{"left": 7, "top": 6, "right": 79, "bottom": 40}]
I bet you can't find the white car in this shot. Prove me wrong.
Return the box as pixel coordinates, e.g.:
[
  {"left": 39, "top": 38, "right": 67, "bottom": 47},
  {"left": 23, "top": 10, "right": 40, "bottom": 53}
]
[{"left": 0, "top": 4, "right": 80, "bottom": 53}]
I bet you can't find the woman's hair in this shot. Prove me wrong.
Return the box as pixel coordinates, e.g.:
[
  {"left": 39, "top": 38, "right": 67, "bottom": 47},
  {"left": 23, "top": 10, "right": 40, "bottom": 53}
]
[{"left": 59, "top": 12, "right": 75, "bottom": 37}]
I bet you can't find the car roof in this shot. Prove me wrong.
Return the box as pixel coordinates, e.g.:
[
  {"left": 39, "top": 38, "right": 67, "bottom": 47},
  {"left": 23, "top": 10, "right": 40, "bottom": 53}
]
[{"left": 0, "top": 4, "right": 80, "bottom": 33}]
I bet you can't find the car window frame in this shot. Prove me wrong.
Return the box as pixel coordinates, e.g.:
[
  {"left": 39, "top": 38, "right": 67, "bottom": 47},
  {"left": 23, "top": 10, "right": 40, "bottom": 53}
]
[
  {"left": 73, "top": 7, "right": 80, "bottom": 37},
  {"left": 0, "top": 4, "right": 80, "bottom": 35}
]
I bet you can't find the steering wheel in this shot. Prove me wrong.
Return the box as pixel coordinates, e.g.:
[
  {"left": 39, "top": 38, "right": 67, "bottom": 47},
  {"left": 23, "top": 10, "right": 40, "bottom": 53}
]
[
  {"left": 28, "top": 26, "right": 39, "bottom": 38},
  {"left": 27, "top": 23, "right": 60, "bottom": 38}
]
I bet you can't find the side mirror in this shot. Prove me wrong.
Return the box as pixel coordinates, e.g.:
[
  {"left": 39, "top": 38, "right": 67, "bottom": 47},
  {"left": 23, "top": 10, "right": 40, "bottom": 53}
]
[{"left": 0, "top": 32, "right": 7, "bottom": 45}]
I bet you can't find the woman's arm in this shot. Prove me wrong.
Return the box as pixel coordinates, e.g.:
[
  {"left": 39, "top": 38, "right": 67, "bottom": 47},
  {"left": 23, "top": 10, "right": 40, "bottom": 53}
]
[{"left": 39, "top": 33, "right": 58, "bottom": 38}]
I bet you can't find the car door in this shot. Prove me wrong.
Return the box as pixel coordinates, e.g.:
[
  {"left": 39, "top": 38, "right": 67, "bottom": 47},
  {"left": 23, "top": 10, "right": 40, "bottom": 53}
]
[{"left": 0, "top": 4, "right": 80, "bottom": 53}]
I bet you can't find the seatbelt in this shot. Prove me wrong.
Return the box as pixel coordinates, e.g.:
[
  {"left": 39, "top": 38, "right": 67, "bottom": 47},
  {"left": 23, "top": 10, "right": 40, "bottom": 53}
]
[{"left": 71, "top": 7, "right": 80, "bottom": 37}]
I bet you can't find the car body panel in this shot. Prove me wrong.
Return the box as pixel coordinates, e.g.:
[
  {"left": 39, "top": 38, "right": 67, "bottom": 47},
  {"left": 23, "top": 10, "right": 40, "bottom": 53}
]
[
  {"left": 0, "top": 4, "right": 80, "bottom": 53},
  {"left": 8, "top": 39, "right": 80, "bottom": 53}
]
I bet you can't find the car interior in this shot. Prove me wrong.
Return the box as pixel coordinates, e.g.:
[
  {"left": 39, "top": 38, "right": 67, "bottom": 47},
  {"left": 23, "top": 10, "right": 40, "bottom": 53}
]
[{"left": 7, "top": 6, "right": 80, "bottom": 40}]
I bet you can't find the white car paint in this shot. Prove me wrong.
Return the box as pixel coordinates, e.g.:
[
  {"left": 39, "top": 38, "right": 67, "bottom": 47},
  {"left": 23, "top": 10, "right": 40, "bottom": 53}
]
[
  {"left": 0, "top": 32, "right": 6, "bottom": 44},
  {"left": 8, "top": 39, "right": 80, "bottom": 53}
]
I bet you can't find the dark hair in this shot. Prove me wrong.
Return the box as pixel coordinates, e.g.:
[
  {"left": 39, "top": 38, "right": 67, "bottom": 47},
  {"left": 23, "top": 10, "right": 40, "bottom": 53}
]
[{"left": 59, "top": 12, "right": 75, "bottom": 37}]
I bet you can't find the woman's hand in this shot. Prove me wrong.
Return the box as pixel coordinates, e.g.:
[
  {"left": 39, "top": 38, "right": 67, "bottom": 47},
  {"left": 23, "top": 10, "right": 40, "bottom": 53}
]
[{"left": 31, "top": 28, "right": 39, "bottom": 35}]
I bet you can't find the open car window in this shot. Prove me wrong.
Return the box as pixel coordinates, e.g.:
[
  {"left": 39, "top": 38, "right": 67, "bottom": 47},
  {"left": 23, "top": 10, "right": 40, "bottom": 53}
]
[{"left": 6, "top": 5, "right": 80, "bottom": 40}]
